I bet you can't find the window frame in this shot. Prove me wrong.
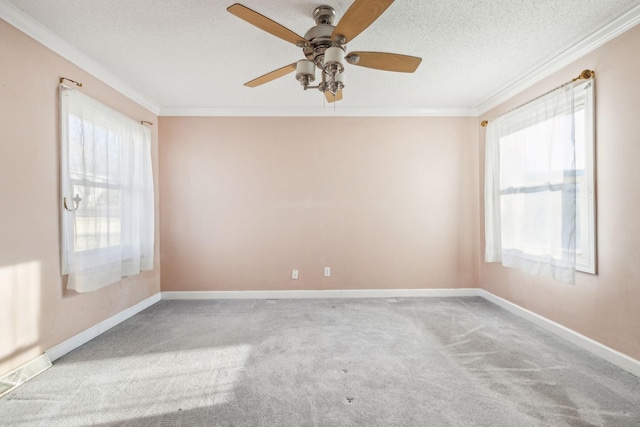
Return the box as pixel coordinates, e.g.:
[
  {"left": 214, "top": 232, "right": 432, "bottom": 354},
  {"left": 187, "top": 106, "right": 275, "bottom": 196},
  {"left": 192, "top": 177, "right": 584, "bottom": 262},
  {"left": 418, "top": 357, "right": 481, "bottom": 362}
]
[
  {"left": 496, "top": 81, "right": 597, "bottom": 273},
  {"left": 485, "top": 79, "right": 597, "bottom": 279},
  {"left": 66, "top": 115, "right": 125, "bottom": 257}
]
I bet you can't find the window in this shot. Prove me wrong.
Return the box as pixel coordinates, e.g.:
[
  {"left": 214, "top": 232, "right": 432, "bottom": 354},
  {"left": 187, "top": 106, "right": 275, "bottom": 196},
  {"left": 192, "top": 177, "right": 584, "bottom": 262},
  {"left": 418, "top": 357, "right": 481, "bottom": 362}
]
[
  {"left": 485, "top": 80, "right": 596, "bottom": 283},
  {"left": 60, "top": 86, "right": 154, "bottom": 293}
]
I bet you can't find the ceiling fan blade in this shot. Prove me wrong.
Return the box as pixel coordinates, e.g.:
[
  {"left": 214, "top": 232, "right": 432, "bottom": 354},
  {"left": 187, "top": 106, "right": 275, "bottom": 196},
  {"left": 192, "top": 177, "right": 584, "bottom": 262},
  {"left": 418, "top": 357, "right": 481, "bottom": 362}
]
[
  {"left": 332, "top": 0, "right": 394, "bottom": 43},
  {"left": 244, "top": 63, "right": 297, "bottom": 87},
  {"left": 227, "top": 4, "right": 306, "bottom": 46},
  {"left": 347, "top": 51, "right": 422, "bottom": 73},
  {"left": 325, "top": 89, "right": 343, "bottom": 103}
]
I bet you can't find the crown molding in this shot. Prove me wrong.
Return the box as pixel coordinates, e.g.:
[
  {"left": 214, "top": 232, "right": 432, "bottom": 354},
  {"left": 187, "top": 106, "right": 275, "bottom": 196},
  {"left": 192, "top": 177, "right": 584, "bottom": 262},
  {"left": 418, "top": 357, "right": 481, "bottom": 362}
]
[
  {"left": 476, "top": 3, "right": 640, "bottom": 115},
  {"left": 158, "top": 106, "right": 478, "bottom": 117},
  {"left": 0, "top": 0, "right": 161, "bottom": 115},
  {"left": 3, "top": 0, "right": 639, "bottom": 118}
]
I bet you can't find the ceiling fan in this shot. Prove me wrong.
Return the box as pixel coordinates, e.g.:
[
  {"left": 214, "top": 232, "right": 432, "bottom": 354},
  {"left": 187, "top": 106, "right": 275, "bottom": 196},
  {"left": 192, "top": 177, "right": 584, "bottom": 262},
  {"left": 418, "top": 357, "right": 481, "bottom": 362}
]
[{"left": 227, "top": 0, "right": 422, "bottom": 103}]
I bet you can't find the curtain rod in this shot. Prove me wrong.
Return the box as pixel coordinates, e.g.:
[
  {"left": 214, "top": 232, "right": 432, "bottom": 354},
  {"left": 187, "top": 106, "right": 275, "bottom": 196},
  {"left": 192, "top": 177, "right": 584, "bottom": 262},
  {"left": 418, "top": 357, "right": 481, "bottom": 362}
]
[
  {"left": 59, "top": 76, "right": 154, "bottom": 126},
  {"left": 480, "top": 69, "right": 594, "bottom": 127}
]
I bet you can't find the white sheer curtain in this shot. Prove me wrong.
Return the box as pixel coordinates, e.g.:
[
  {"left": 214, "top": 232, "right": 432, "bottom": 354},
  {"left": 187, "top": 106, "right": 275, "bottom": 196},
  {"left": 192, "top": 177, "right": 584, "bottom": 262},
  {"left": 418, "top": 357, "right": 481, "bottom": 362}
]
[
  {"left": 60, "top": 85, "right": 154, "bottom": 293},
  {"left": 485, "top": 83, "right": 576, "bottom": 284}
]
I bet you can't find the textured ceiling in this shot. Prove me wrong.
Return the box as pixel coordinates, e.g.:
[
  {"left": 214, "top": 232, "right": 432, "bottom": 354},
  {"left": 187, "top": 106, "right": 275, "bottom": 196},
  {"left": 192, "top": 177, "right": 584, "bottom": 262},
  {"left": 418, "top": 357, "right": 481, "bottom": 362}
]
[{"left": 4, "top": 0, "right": 640, "bottom": 115}]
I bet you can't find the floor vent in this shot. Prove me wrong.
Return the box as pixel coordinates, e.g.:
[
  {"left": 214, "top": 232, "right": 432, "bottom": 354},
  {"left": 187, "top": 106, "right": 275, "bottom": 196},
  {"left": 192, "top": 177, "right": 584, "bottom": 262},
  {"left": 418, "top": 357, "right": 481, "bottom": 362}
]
[{"left": 0, "top": 354, "right": 52, "bottom": 398}]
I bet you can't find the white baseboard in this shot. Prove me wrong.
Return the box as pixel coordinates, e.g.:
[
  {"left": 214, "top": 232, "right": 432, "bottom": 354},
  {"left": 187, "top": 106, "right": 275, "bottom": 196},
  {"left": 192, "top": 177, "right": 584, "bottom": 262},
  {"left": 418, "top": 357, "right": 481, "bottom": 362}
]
[
  {"left": 0, "top": 353, "right": 52, "bottom": 399},
  {"left": 161, "top": 288, "right": 481, "bottom": 300},
  {"left": 45, "top": 293, "right": 161, "bottom": 362},
  {"left": 478, "top": 289, "right": 640, "bottom": 377}
]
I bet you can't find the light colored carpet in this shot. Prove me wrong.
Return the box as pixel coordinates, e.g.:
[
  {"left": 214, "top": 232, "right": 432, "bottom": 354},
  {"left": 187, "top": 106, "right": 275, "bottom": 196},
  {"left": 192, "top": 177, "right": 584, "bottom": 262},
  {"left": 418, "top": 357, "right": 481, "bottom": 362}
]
[{"left": 1, "top": 297, "right": 639, "bottom": 426}]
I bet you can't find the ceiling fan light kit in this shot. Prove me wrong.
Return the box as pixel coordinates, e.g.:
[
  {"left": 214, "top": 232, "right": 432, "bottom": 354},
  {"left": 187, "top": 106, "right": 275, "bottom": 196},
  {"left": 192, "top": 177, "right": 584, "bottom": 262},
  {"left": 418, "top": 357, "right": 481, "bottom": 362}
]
[
  {"left": 295, "top": 60, "right": 316, "bottom": 85},
  {"left": 227, "top": 1, "right": 422, "bottom": 103},
  {"left": 323, "top": 46, "right": 345, "bottom": 76}
]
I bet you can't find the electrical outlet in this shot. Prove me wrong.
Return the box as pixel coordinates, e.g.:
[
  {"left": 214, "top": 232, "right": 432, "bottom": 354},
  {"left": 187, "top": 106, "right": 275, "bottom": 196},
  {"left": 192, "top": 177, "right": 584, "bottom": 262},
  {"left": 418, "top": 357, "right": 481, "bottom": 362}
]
[
  {"left": 324, "top": 267, "right": 330, "bottom": 277},
  {"left": 292, "top": 269, "right": 299, "bottom": 280}
]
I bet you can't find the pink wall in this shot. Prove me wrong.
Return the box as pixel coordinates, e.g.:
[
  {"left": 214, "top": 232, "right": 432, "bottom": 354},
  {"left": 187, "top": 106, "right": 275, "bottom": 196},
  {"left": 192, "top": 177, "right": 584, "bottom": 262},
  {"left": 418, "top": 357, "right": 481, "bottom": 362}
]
[
  {"left": 159, "top": 117, "right": 480, "bottom": 291},
  {"left": 0, "top": 19, "right": 161, "bottom": 375},
  {"left": 479, "top": 24, "right": 640, "bottom": 361}
]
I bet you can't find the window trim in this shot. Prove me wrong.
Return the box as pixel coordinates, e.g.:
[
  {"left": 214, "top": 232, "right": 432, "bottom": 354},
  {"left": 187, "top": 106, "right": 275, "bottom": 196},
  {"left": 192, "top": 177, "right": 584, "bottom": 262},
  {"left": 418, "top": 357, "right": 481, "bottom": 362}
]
[{"left": 574, "top": 80, "right": 597, "bottom": 274}]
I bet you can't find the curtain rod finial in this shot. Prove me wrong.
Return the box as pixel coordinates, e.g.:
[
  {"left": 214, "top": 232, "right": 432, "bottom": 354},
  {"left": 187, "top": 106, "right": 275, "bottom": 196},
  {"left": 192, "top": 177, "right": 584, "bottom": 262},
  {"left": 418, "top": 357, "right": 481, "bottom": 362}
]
[
  {"left": 59, "top": 77, "right": 83, "bottom": 87},
  {"left": 481, "top": 120, "right": 488, "bottom": 127},
  {"left": 573, "top": 70, "right": 594, "bottom": 82},
  {"left": 580, "top": 70, "right": 594, "bottom": 80}
]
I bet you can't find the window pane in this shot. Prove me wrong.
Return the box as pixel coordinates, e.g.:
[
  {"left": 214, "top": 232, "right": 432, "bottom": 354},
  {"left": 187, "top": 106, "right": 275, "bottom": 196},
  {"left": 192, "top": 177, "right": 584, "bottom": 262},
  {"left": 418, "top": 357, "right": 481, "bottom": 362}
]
[
  {"left": 499, "top": 113, "right": 575, "bottom": 191},
  {"left": 68, "top": 115, "right": 121, "bottom": 185},
  {"left": 73, "top": 184, "right": 121, "bottom": 252},
  {"left": 501, "top": 190, "right": 568, "bottom": 257}
]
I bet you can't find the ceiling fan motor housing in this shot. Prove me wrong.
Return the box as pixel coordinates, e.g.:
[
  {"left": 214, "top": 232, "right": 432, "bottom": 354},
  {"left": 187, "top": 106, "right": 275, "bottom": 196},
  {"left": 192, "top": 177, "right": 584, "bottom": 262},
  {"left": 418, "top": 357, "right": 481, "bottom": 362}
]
[{"left": 303, "top": 6, "right": 344, "bottom": 69}]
